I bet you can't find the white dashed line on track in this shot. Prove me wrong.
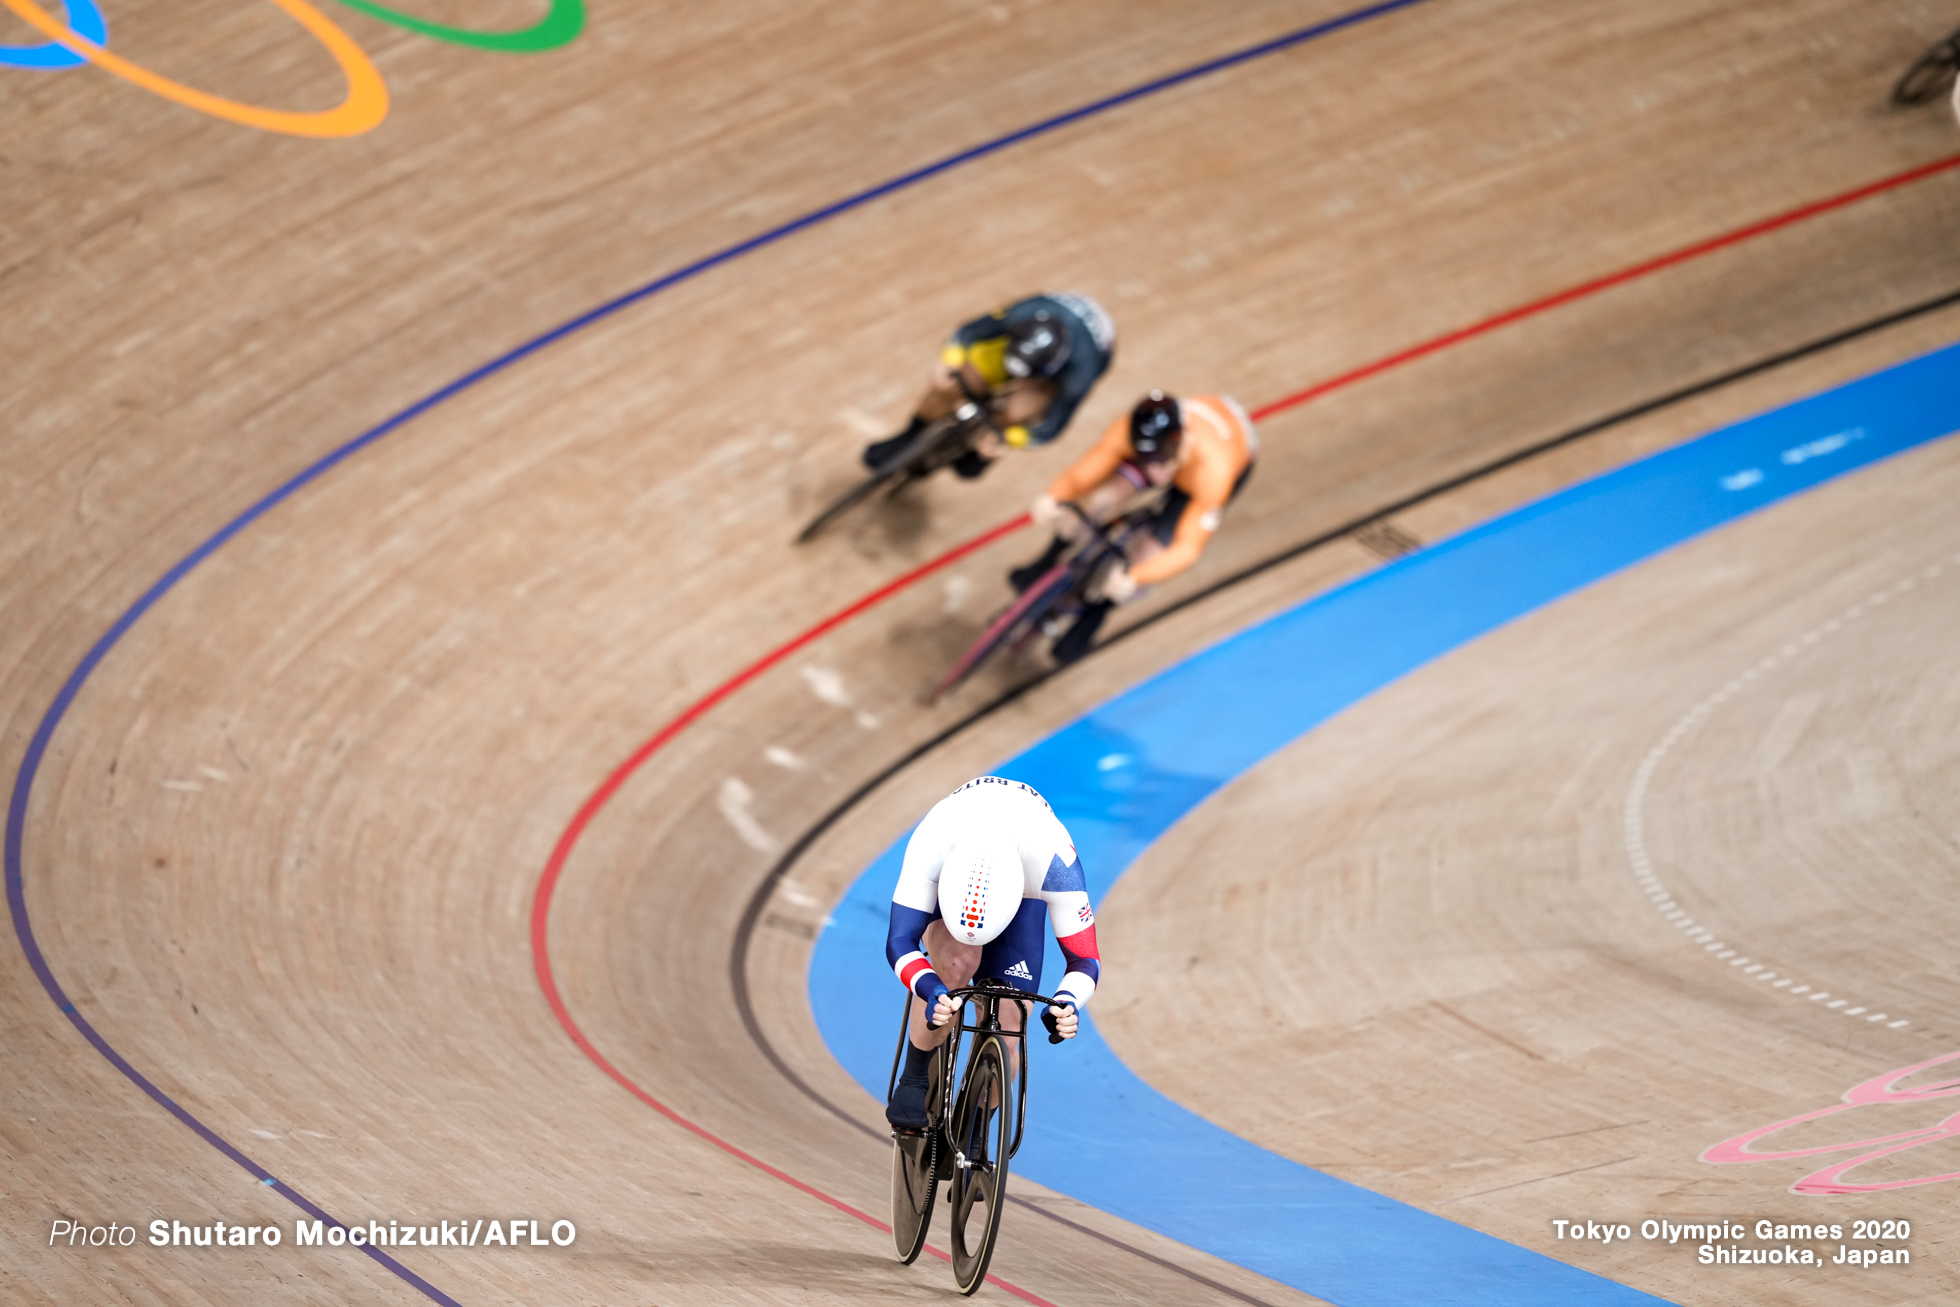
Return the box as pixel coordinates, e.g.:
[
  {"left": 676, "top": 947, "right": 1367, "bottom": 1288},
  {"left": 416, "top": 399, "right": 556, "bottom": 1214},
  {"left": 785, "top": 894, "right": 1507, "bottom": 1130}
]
[
  {"left": 943, "top": 574, "right": 974, "bottom": 614},
  {"left": 1622, "top": 552, "right": 1960, "bottom": 1031},
  {"left": 718, "top": 776, "right": 784, "bottom": 855}
]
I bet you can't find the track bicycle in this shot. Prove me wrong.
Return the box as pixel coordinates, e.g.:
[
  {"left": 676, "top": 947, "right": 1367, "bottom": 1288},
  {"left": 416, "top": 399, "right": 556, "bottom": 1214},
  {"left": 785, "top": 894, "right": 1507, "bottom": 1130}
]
[
  {"left": 1892, "top": 24, "right": 1960, "bottom": 106},
  {"left": 796, "top": 396, "right": 1005, "bottom": 543},
  {"left": 931, "top": 493, "right": 1163, "bottom": 700},
  {"left": 888, "top": 979, "right": 1067, "bottom": 1295}
]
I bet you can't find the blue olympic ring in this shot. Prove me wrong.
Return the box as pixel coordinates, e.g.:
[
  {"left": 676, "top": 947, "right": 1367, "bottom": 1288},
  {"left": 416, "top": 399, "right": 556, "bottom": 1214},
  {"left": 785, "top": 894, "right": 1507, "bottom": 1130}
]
[{"left": 0, "top": 0, "right": 105, "bottom": 69}]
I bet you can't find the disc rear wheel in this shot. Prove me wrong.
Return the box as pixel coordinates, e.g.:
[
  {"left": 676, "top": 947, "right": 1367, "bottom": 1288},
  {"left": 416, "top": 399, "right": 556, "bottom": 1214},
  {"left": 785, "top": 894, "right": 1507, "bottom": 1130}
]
[
  {"left": 890, "top": 1041, "right": 947, "bottom": 1263},
  {"left": 889, "top": 1131, "right": 936, "bottom": 1263},
  {"left": 947, "top": 1034, "right": 1012, "bottom": 1295}
]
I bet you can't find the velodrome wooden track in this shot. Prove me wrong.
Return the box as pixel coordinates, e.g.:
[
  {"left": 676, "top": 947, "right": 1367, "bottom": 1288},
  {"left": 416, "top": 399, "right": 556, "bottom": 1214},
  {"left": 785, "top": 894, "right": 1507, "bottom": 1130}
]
[{"left": 6, "top": 0, "right": 1960, "bottom": 1303}]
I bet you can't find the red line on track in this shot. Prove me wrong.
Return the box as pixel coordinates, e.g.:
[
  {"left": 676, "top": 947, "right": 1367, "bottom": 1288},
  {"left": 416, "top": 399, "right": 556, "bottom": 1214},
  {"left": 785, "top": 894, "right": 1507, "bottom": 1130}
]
[
  {"left": 529, "top": 513, "right": 1057, "bottom": 1305},
  {"left": 530, "top": 153, "right": 1960, "bottom": 1302},
  {"left": 1249, "top": 152, "right": 1960, "bottom": 421}
]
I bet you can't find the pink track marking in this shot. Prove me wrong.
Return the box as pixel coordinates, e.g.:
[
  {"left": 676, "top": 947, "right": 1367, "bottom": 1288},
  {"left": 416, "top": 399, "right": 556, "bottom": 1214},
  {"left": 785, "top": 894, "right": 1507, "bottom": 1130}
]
[{"left": 1704, "top": 1050, "right": 1960, "bottom": 1194}]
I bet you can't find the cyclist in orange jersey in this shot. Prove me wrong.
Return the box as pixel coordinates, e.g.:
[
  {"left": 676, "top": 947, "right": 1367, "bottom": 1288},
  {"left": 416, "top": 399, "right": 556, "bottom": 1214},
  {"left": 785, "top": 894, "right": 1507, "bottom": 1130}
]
[{"left": 1008, "top": 391, "right": 1257, "bottom": 663}]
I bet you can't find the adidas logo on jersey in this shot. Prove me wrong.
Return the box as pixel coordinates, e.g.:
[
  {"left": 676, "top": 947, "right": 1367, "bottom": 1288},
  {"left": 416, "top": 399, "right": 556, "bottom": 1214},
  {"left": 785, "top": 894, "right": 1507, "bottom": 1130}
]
[{"left": 1003, "top": 960, "right": 1033, "bottom": 981}]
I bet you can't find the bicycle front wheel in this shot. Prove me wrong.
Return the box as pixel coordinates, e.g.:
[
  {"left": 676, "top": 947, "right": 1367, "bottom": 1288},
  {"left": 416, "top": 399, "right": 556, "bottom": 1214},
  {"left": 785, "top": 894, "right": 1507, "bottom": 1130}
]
[
  {"left": 947, "top": 1034, "right": 1013, "bottom": 1295},
  {"left": 931, "top": 563, "right": 1074, "bottom": 700},
  {"left": 1893, "top": 32, "right": 1960, "bottom": 106},
  {"left": 796, "top": 469, "right": 894, "bottom": 543}
]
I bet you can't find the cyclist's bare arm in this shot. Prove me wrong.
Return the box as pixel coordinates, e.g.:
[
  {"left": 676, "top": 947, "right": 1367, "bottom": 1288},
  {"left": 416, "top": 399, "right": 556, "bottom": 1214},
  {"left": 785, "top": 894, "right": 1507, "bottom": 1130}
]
[
  {"left": 1129, "top": 514, "right": 1214, "bottom": 586},
  {"left": 1130, "top": 460, "right": 1233, "bottom": 584},
  {"left": 994, "top": 379, "right": 1055, "bottom": 431},
  {"left": 916, "top": 361, "right": 992, "bottom": 421},
  {"left": 1045, "top": 413, "right": 1132, "bottom": 502}
]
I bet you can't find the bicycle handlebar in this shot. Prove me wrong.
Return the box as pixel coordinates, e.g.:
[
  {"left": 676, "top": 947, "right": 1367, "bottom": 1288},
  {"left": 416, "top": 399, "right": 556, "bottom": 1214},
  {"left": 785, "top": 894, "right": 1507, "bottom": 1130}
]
[
  {"left": 947, "top": 983, "right": 1066, "bottom": 1007},
  {"left": 1059, "top": 487, "right": 1170, "bottom": 542},
  {"left": 926, "top": 983, "right": 1073, "bottom": 1043}
]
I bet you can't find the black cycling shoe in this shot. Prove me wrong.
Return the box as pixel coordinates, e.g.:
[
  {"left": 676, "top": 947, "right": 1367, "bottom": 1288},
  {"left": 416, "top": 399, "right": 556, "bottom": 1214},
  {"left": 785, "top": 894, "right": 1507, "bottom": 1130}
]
[
  {"left": 1050, "top": 600, "right": 1112, "bottom": 666},
  {"left": 952, "top": 448, "right": 993, "bottom": 479},
  {"left": 885, "top": 1078, "right": 930, "bottom": 1132},
  {"left": 1008, "top": 537, "right": 1067, "bottom": 593},
  {"left": 862, "top": 417, "right": 926, "bottom": 471}
]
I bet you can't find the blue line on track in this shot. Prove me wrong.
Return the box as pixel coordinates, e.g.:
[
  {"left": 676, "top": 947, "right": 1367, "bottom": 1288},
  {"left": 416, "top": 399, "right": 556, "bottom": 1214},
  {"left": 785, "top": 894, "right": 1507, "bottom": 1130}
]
[
  {"left": 3, "top": 5, "right": 1432, "bottom": 1302},
  {"left": 810, "top": 342, "right": 1960, "bottom": 1306}
]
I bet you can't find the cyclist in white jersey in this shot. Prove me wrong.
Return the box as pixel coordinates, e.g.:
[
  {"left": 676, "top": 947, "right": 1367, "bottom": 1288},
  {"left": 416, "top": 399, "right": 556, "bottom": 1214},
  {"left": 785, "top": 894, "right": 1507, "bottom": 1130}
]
[{"left": 883, "top": 776, "right": 1102, "bottom": 1130}]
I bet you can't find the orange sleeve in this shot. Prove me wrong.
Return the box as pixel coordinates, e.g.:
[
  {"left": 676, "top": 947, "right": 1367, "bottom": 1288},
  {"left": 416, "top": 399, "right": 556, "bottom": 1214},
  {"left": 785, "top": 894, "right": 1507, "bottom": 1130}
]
[
  {"left": 1129, "top": 461, "right": 1230, "bottom": 586},
  {"left": 1046, "top": 414, "right": 1131, "bottom": 503}
]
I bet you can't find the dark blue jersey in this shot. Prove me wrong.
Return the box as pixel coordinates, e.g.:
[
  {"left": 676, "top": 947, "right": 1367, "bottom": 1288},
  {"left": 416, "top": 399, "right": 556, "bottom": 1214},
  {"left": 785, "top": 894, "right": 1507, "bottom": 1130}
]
[{"left": 948, "top": 291, "right": 1116, "bottom": 446}]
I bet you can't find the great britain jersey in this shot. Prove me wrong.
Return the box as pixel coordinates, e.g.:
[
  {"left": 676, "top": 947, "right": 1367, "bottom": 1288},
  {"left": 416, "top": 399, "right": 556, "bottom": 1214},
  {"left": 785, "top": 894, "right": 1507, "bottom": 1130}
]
[{"left": 885, "top": 776, "right": 1102, "bottom": 1010}]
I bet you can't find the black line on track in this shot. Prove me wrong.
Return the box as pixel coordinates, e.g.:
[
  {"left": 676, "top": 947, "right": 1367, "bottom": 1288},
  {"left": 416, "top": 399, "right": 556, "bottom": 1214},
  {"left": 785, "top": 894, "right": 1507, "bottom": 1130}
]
[{"left": 727, "top": 286, "right": 1960, "bottom": 1304}]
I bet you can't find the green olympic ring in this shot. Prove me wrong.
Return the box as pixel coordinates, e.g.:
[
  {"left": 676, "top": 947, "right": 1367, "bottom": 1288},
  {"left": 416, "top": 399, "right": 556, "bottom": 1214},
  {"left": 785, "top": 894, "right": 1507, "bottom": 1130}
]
[
  {"left": 329, "top": 0, "right": 582, "bottom": 52},
  {"left": 0, "top": 0, "right": 582, "bottom": 136}
]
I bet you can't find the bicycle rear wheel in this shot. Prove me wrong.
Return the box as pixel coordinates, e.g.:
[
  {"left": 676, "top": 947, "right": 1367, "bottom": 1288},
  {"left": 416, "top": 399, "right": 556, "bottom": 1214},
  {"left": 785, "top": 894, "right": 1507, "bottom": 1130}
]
[
  {"left": 890, "top": 1131, "right": 937, "bottom": 1263},
  {"left": 891, "top": 1039, "right": 948, "bottom": 1263},
  {"left": 947, "top": 1034, "right": 1013, "bottom": 1295},
  {"left": 1893, "top": 32, "right": 1960, "bottom": 106},
  {"left": 931, "top": 563, "right": 1074, "bottom": 700}
]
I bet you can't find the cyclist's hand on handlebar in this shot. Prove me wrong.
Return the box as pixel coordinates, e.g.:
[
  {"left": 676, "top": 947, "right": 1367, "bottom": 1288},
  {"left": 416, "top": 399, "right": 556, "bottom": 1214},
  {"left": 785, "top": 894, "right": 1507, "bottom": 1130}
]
[
  {"left": 1035, "top": 494, "right": 1088, "bottom": 541},
  {"left": 934, "top": 358, "right": 992, "bottom": 403},
  {"left": 1099, "top": 566, "right": 1139, "bottom": 604},
  {"left": 927, "top": 991, "right": 960, "bottom": 1030},
  {"left": 1041, "top": 1003, "right": 1078, "bottom": 1041}
]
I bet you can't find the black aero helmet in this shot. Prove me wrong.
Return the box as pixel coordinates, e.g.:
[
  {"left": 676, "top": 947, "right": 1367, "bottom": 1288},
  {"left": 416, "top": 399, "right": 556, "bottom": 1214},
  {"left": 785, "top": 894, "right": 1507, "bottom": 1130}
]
[
  {"left": 1129, "top": 391, "right": 1183, "bottom": 462},
  {"left": 1003, "top": 310, "right": 1069, "bottom": 379}
]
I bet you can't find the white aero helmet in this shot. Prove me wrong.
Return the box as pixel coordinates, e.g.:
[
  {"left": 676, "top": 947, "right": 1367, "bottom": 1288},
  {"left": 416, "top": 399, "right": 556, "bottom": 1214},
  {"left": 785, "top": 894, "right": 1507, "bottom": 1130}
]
[{"left": 937, "top": 832, "right": 1025, "bottom": 946}]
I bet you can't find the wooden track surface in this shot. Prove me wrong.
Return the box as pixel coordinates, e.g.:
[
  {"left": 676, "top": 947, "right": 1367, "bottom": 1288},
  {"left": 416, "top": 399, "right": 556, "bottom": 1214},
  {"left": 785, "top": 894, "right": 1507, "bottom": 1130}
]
[{"left": 3, "top": 1, "right": 1958, "bottom": 1302}]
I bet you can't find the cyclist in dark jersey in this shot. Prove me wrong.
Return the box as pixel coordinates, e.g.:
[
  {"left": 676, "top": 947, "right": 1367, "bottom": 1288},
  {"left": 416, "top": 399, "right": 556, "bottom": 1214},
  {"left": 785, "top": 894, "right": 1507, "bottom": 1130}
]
[{"left": 862, "top": 291, "right": 1116, "bottom": 478}]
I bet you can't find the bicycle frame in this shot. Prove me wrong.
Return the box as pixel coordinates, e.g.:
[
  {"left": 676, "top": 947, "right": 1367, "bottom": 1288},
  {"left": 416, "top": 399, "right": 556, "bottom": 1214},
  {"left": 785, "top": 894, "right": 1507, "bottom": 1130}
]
[
  {"left": 895, "top": 371, "right": 1059, "bottom": 483},
  {"left": 1062, "top": 494, "right": 1156, "bottom": 572},
  {"left": 927, "top": 487, "right": 1172, "bottom": 698},
  {"left": 1039, "top": 489, "right": 1169, "bottom": 622},
  {"left": 886, "top": 383, "right": 1020, "bottom": 483},
  {"left": 898, "top": 403, "right": 990, "bottom": 478},
  {"left": 889, "top": 979, "right": 1062, "bottom": 1165}
]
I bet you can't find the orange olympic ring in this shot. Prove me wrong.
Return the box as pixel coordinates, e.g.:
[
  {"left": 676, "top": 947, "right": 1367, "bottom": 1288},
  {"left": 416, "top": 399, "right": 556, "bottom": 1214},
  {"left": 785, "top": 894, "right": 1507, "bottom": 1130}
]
[{"left": 0, "top": 0, "right": 387, "bottom": 138}]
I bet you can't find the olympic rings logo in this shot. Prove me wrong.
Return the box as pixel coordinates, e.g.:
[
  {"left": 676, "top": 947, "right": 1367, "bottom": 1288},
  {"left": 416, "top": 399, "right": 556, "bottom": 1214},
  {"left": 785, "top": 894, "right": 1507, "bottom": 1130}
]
[
  {"left": 0, "top": 0, "right": 582, "bottom": 137},
  {"left": 1704, "top": 1049, "right": 1960, "bottom": 1194}
]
